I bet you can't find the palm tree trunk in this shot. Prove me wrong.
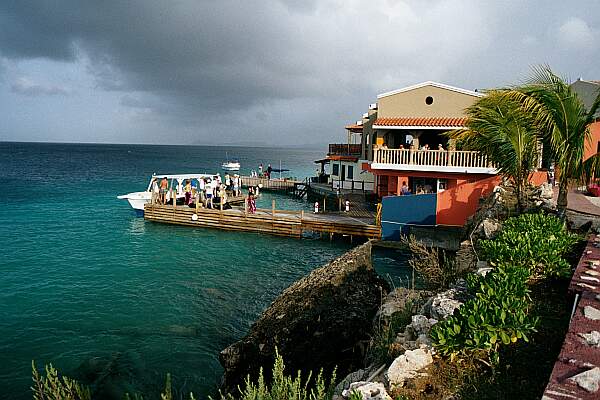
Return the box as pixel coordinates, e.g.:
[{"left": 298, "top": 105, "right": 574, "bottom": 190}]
[{"left": 557, "top": 180, "right": 569, "bottom": 218}]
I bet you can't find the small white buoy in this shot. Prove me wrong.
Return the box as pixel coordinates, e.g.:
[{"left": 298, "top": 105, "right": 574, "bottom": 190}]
[
  {"left": 191, "top": 214, "right": 198, "bottom": 221},
  {"left": 345, "top": 200, "right": 350, "bottom": 212},
  {"left": 314, "top": 201, "right": 319, "bottom": 213}
]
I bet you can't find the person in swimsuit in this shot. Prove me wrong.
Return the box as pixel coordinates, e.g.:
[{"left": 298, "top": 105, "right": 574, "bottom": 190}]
[{"left": 159, "top": 177, "right": 169, "bottom": 204}]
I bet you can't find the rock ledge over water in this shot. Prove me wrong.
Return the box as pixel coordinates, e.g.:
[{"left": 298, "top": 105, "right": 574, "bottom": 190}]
[{"left": 220, "top": 241, "right": 388, "bottom": 392}]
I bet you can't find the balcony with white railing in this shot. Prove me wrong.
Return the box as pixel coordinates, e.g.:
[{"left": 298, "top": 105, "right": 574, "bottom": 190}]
[{"left": 372, "top": 148, "right": 497, "bottom": 174}]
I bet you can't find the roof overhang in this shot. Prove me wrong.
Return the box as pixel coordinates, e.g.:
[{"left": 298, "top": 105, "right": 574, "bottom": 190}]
[
  {"left": 373, "top": 117, "right": 467, "bottom": 130},
  {"left": 377, "top": 81, "right": 484, "bottom": 99},
  {"left": 373, "top": 125, "right": 462, "bottom": 130}
]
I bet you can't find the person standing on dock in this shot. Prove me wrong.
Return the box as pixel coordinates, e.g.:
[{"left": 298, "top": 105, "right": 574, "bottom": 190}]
[
  {"left": 259, "top": 163, "right": 263, "bottom": 177},
  {"left": 184, "top": 179, "right": 192, "bottom": 205},
  {"left": 205, "top": 179, "right": 213, "bottom": 208},
  {"left": 233, "top": 174, "right": 240, "bottom": 196},
  {"left": 159, "top": 177, "right": 169, "bottom": 204},
  {"left": 267, "top": 164, "right": 272, "bottom": 179},
  {"left": 198, "top": 177, "right": 206, "bottom": 206}
]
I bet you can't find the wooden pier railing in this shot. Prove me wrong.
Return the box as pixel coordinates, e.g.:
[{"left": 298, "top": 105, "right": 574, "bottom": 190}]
[
  {"left": 144, "top": 203, "right": 381, "bottom": 239},
  {"left": 240, "top": 176, "right": 299, "bottom": 191}
]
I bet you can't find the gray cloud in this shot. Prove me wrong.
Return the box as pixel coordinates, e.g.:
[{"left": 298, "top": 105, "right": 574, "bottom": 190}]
[{"left": 1, "top": 1, "right": 600, "bottom": 144}]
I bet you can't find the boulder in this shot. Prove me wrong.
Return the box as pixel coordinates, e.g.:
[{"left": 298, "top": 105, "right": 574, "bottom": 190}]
[
  {"left": 385, "top": 345, "right": 434, "bottom": 388},
  {"left": 393, "top": 314, "right": 437, "bottom": 351},
  {"left": 482, "top": 218, "right": 501, "bottom": 239},
  {"left": 374, "top": 288, "right": 432, "bottom": 329},
  {"left": 421, "top": 287, "right": 466, "bottom": 321},
  {"left": 342, "top": 382, "right": 392, "bottom": 400},
  {"left": 334, "top": 368, "right": 373, "bottom": 396},
  {"left": 219, "top": 242, "right": 389, "bottom": 393},
  {"left": 539, "top": 182, "right": 554, "bottom": 199}
]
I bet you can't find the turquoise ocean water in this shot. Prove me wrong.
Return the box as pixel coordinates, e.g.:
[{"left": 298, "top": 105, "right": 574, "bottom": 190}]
[{"left": 0, "top": 142, "right": 410, "bottom": 399}]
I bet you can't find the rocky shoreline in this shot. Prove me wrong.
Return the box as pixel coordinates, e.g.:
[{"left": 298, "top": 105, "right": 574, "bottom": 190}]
[
  {"left": 218, "top": 182, "right": 578, "bottom": 399},
  {"left": 219, "top": 241, "right": 389, "bottom": 393}
]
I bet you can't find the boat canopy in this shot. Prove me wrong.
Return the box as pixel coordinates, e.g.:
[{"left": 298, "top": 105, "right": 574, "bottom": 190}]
[
  {"left": 147, "top": 173, "right": 221, "bottom": 191},
  {"left": 151, "top": 173, "right": 220, "bottom": 181}
]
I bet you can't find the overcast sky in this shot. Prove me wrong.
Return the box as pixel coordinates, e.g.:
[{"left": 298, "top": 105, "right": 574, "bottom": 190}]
[{"left": 1, "top": 0, "right": 599, "bottom": 146}]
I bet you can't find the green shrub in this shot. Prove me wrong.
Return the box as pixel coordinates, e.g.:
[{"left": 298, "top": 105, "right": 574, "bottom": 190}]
[
  {"left": 479, "top": 213, "right": 579, "bottom": 279},
  {"left": 32, "top": 351, "right": 334, "bottom": 400},
  {"left": 32, "top": 361, "right": 92, "bottom": 400},
  {"left": 431, "top": 264, "right": 538, "bottom": 364},
  {"left": 223, "top": 350, "right": 336, "bottom": 400}
]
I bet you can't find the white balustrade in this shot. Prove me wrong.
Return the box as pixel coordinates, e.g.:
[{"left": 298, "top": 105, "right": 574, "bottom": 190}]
[{"left": 373, "top": 148, "right": 492, "bottom": 170}]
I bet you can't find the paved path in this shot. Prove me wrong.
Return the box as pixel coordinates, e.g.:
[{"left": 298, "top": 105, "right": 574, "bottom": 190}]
[{"left": 553, "top": 187, "right": 600, "bottom": 216}]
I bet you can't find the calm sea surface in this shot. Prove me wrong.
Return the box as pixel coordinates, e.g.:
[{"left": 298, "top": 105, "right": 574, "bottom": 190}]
[{"left": 0, "top": 142, "right": 410, "bottom": 399}]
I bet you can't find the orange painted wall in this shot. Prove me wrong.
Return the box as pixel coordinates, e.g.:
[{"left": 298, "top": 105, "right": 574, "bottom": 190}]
[
  {"left": 530, "top": 170, "right": 548, "bottom": 186},
  {"left": 584, "top": 121, "right": 600, "bottom": 161},
  {"left": 436, "top": 176, "right": 501, "bottom": 226}
]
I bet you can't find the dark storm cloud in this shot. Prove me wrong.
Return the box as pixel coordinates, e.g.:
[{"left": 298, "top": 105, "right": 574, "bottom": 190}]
[
  {"left": 0, "top": 0, "right": 328, "bottom": 112},
  {"left": 1, "top": 1, "right": 599, "bottom": 144}
]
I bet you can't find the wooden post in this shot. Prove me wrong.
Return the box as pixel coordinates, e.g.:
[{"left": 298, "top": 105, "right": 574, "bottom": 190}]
[
  {"left": 338, "top": 197, "right": 342, "bottom": 211},
  {"left": 300, "top": 209, "right": 304, "bottom": 221},
  {"left": 323, "top": 197, "right": 326, "bottom": 213},
  {"left": 272, "top": 199, "right": 276, "bottom": 216},
  {"left": 172, "top": 190, "right": 176, "bottom": 208},
  {"left": 244, "top": 196, "right": 248, "bottom": 215}
]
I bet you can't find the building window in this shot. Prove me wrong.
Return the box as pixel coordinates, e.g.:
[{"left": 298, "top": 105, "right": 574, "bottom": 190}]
[
  {"left": 425, "top": 96, "right": 434, "bottom": 105},
  {"left": 332, "top": 163, "right": 339, "bottom": 176},
  {"left": 347, "top": 165, "right": 354, "bottom": 180}
]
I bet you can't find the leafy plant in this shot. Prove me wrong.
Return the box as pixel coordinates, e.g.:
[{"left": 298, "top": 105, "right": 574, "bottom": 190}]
[
  {"left": 221, "top": 349, "right": 336, "bottom": 400},
  {"left": 431, "top": 264, "right": 538, "bottom": 364},
  {"left": 479, "top": 213, "right": 579, "bottom": 278},
  {"left": 31, "top": 361, "right": 92, "bottom": 400}
]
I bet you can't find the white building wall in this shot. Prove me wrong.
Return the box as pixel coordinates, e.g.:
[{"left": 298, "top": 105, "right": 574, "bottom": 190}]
[{"left": 329, "top": 160, "right": 375, "bottom": 191}]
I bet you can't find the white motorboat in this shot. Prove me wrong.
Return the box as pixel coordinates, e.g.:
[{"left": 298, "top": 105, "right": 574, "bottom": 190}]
[
  {"left": 118, "top": 173, "right": 220, "bottom": 215},
  {"left": 221, "top": 161, "right": 240, "bottom": 171}
]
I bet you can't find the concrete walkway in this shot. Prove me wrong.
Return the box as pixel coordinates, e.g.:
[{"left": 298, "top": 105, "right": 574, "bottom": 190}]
[{"left": 553, "top": 187, "right": 600, "bottom": 216}]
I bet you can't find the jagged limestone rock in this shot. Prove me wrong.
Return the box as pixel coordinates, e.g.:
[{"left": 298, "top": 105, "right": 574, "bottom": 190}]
[
  {"left": 482, "top": 218, "right": 501, "bottom": 239},
  {"left": 385, "top": 345, "right": 434, "bottom": 389},
  {"left": 334, "top": 368, "right": 374, "bottom": 396},
  {"left": 422, "top": 288, "right": 465, "bottom": 320},
  {"left": 342, "top": 381, "right": 392, "bottom": 400},
  {"left": 219, "top": 241, "right": 389, "bottom": 393}
]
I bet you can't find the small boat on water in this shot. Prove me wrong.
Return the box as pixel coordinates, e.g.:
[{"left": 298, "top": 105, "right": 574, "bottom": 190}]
[
  {"left": 221, "top": 152, "right": 240, "bottom": 171},
  {"left": 117, "top": 173, "right": 220, "bottom": 215},
  {"left": 221, "top": 161, "right": 240, "bottom": 171}
]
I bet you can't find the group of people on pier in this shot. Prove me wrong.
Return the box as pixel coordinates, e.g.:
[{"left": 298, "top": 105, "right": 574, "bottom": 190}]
[
  {"left": 152, "top": 174, "right": 262, "bottom": 211},
  {"left": 153, "top": 173, "right": 250, "bottom": 209}
]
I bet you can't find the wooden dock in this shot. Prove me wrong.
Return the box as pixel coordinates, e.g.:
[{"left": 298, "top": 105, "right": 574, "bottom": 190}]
[{"left": 143, "top": 203, "right": 381, "bottom": 239}]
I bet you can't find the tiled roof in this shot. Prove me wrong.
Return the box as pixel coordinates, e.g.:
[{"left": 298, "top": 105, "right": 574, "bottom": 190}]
[{"left": 373, "top": 117, "right": 467, "bottom": 127}]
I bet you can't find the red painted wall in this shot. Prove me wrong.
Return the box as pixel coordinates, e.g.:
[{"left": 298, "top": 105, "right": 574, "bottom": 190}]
[{"left": 436, "top": 176, "right": 501, "bottom": 226}]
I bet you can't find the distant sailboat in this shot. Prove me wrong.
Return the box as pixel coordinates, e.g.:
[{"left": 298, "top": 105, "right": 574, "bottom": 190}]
[{"left": 221, "top": 152, "right": 240, "bottom": 171}]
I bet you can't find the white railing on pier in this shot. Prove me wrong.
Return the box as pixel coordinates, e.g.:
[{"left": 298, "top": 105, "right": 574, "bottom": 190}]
[{"left": 373, "top": 148, "right": 493, "bottom": 170}]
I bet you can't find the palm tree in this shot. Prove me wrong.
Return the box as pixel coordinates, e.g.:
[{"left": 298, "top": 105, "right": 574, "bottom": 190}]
[
  {"left": 449, "top": 90, "right": 541, "bottom": 212},
  {"left": 506, "top": 66, "right": 600, "bottom": 216}
]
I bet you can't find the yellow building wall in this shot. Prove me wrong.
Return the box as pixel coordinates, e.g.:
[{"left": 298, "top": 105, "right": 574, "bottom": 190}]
[{"left": 377, "top": 85, "right": 480, "bottom": 118}]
